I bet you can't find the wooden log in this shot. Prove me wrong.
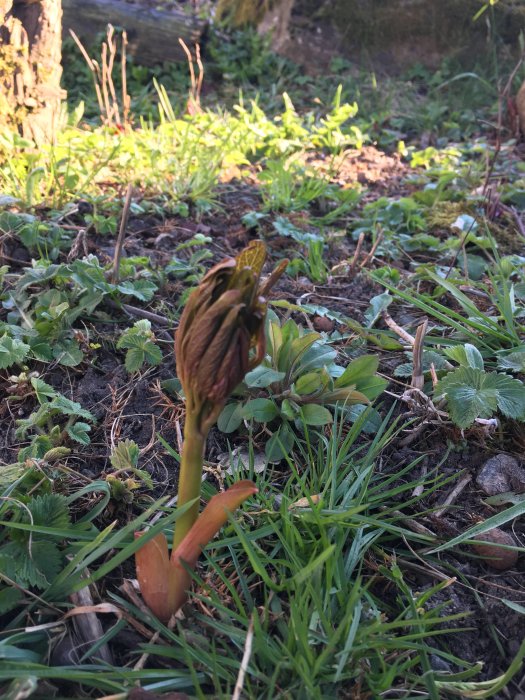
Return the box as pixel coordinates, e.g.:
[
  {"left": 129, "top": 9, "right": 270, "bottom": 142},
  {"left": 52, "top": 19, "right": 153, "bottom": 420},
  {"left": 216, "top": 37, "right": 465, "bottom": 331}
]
[{"left": 62, "top": 0, "right": 207, "bottom": 65}]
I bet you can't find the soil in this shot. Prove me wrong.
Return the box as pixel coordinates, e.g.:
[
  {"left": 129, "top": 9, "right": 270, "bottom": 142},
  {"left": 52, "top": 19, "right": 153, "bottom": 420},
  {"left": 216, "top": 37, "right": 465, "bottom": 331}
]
[{"left": 4, "top": 145, "right": 523, "bottom": 696}]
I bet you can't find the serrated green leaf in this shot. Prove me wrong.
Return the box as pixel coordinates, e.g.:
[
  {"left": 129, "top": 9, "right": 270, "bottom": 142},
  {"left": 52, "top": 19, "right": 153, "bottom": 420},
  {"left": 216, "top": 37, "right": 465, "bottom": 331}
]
[
  {"left": 52, "top": 340, "right": 84, "bottom": 367},
  {"left": 393, "top": 350, "right": 449, "bottom": 378},
  {"left": 464, "top": 344, "right": 484, "bottom": 370},
  {"left": 28, "top": 493, "right": 71, "bottom": 532},
  {"left": 0, "top": 335, "right": 30, "bottom": 369},
  {"left": 435, "top": 367, "right": 525, "bottom": 428},
  {"left": 28, "top": 339, "right": 54, "bottom": 361},
  {"left": 31, "top": 377, "right": 57, "bottom": 402},
  {"left": 161, "top": 378, "right": 182, "bottom": 396},
  {"left": 117, "top": 279, "right": 157, "bottom": 301},
  {"left": 110, "top": 439, "right": 140, "bottom": 470},
  {"left": 125, "top": 347, "right": 145, "bottom": 373},
  {"left": 143, "top": 342, "right": 163, "bottom": 366},
  {"left": 19, "top": 540, "right": 62, "bottom": 588},
  {"left": 0, "top": 462, "right": 27, "bottom": 487},
  {"left": 0, "top": 538, "right": 62, "bottom": 589},
  {"left": 0, "top": 587, "right": 22, "bottom": 615},
  {"left": 43, "top": 447, "right": 71, "bottom": 462},
  {"left": 132, "top": 468, "right": 153, "bottom": 489},
  {"left": 49, "top": 395, "right": 94, "bottom": 420},
  {"left": 132, "top": 319, "right": 152, "bottom": 334},
  {"left": 67, "top": 421, "right": 92, "bottom": 445},
  {"left": 444, "top": 343, "right": 484, "bottom": 369},
  {"left": 497, "top": 350, "right": 525, "bottom": 373}
]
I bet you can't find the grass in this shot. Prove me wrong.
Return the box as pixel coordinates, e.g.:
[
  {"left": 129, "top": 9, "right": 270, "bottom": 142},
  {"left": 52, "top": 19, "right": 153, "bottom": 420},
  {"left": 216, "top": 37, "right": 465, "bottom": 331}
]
[
  {"left": 0, "top": 413, "right": 471, "bottom": 698},
  {"left": 1, "top": 20, "right": 525, "bottom": 700}
]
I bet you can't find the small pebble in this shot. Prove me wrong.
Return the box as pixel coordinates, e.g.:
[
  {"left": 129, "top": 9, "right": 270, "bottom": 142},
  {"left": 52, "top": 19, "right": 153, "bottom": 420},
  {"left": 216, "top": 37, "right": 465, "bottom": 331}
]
[
  {"left": 476, "top": 454, "right": 525, "bottom": 496},
  {"left": 472, "top": 527, "right": 519, "bottom": 570},
  {"left": 313, "top": 315, "right": 335, "bottom": 333},
  {"left": 430, "top": 654, "right": 452, "bottom": 672}
]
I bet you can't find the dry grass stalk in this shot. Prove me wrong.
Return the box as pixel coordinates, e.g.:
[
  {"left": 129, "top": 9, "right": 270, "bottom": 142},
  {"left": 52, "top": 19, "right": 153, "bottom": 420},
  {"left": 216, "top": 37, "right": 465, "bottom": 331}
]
[
  {"left": 179, "top": 38, "right": 204, "bottom": 115},
  {"left": 70, "top": 25, "right": 131, "bottom": 129}
]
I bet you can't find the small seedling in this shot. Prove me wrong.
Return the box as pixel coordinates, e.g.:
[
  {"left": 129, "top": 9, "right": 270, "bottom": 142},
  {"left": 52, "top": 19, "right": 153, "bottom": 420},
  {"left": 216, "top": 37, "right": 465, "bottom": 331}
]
[
  {"left": 435, "top": 343, "right": 525, "bottom": 428},
  {"left": 218, "top": 313, "right": 387, "bottom": 459},
  {"left": 15, "top": 377, "right": 95, "bottom": 456},
  {"left": 117, "top": 320, "right": 163, "bottom": 373}
]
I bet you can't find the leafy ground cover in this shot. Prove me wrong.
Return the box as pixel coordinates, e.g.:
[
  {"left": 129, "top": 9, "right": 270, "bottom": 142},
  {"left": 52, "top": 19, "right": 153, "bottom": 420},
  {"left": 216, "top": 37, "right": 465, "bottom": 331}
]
[{"left": 1, "top": 22, "right": 525, "bottom": 700}]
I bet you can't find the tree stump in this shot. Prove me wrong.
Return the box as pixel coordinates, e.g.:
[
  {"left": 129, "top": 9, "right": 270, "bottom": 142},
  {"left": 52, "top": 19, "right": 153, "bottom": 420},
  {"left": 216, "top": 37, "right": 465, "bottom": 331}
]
[
  {"left": 257, "top": 0, "right": 295, "bottom": 52},
  {"left": 0, "top": 0, "right": 65, "bottom": 144}
]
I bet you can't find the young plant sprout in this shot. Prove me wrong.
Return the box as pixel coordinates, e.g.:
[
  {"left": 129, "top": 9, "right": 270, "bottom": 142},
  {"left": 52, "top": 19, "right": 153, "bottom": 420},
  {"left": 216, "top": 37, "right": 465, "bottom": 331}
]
[{"left": 135, "top": 241, "right": 287, "bottom": 622}]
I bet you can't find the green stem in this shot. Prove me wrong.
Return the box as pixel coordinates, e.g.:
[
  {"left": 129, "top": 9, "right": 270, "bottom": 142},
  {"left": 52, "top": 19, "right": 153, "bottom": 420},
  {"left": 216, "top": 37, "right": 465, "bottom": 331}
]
[{"left": 172, "top": 411, "right": 206, "bottom": 551}]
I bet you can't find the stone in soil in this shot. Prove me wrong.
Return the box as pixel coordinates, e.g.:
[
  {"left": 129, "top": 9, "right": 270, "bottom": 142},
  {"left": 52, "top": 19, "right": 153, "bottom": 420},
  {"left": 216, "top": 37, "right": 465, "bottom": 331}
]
[{"left": 476, "top": 454, "right": 525, "bottom": 496}]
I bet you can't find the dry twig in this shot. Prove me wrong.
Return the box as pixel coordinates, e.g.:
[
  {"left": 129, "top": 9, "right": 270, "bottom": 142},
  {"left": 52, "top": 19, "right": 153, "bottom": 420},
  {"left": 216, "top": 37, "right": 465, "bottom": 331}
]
[{"left": 110, "top": 184, "right": 133, "bottom": 284}]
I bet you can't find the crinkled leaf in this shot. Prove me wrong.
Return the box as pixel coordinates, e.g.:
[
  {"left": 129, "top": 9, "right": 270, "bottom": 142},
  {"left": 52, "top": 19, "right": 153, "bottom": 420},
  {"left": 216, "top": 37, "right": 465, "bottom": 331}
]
[
  {"left": 0, "top": 587, "right": 23, "bottom": 614},
  {"left": 0, "top": 462, "right": 27, "bottom": 487},
  {"left": 394, "top": 350, "right": 449, "bottom": 378},
  {"left": 124, "top": 347, "right": 145, "bottom": 373},
  {"left": 117, "top": 279, "right": 157, "bottom": 301},
  {"left": 16, "top": 264, "right": 61, "bottom": 292},
  {"left": 444, "top": 344, "right": 484, "bottom": 370},
  {"left": 435, "top": 367, "right": 525, "bottom": 428},
  {"left": 0, "top": 335, "right": 30, "bottom": 369},
  {"left": 273, "top": 216, "right": 323, "bottom": 244},
  {"left": 28, "top": 339, "right": 54, "bottom": 361},
  {"left": 49, "top": 395, "right": 94, "bottom": 420},
  {"left": 53, "top": 340, "right": 84, "bottom": 367},
  {"left": 497, "top": 350, "right": 525, "bottom": 373},
  {"left": 111, "top": 439, "right": 140, "bottom": 470},
  {"left": 0, "top": 540, "right": 62, "bottom": 588},
  {"left": 161, "top": 378, "right": 182, "bottom": 396},
  {"left": 31, "top": 377, "right": 57, "bottom": 402},
  {"left": 67, "top": 421, "right": 92, "bottom": 445},
  {"left": 27, "top": 493, "right": 71, "bottom": 533},
  {"left": 143, "top": 342, "right": 163, "bottom": 366}
]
